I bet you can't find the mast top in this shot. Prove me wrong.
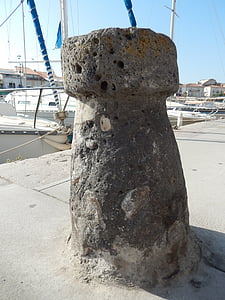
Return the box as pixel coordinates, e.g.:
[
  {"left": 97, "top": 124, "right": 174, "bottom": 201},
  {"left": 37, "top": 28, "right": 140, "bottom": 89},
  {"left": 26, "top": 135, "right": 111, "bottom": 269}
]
[{"left": 60, "top": 0, "right": 68, "bottom": 41}]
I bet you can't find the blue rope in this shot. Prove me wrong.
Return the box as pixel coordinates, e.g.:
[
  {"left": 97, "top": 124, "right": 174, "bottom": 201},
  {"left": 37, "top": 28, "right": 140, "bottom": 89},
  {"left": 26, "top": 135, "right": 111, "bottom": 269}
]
[
  {"left": 123, "top": 0, "right": 137, "bottom": 27},
  {"left": 27, "top": 0, "right": 60, "bottom": 109}
]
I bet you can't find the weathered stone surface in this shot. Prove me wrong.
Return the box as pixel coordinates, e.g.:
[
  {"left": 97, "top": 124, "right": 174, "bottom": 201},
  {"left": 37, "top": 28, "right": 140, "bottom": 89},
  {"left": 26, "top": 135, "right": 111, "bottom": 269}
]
[
  {"left": 62, "top": 28, "right": 200, "bottom": 287},
  {"left": 62, "top": 27, "right": 178, "bottom": 99}
]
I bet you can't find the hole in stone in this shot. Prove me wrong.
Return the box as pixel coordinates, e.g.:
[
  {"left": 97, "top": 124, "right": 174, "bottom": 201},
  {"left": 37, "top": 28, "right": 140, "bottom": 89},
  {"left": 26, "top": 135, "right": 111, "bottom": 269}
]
[
  {"left": 114, "top": 116, "right": 118, "bottom": 120},
  {"left": 93, "top": 52, "right": 97, "bottom": 56},
  {"left": 87, "top": 120, "right": 94, "bottom": 128},
  {"left": 109, "top": 48, "right": 114, "bottom": 54},
  {"left": 112, "top": 84, "right": 116, "bottom": 90},
  {"left": 111, "top": 133, "right": 114, "bottom": 137},
  {"left": 117, "top": 61, "right": 124, "bottom": 69},
  {"left": 125, "top": 34, "right": 132, "bottom": 40},
  {"left": 103, "top": 139, "right": 107, "bottom": 144},
  {"left": 113, "top": 60, "right": 117, "bottom": 64},
  {"left": 142, "top": 110, "right": 145, "bottom": 113},
  {"left": 119, "top": 191, "right": 123, "bottom": 194},
  {"left": 93, "top": 38, "right": 99, "bottom": 44},
  {"left": 94, "top": 74, "right": 101, "bottom": 81},
  {"left": 101, "top": 81, "right": 108, "bottom": 90},
  {"left": 74, "top": 63, "right": 82, "bottom": 74}
]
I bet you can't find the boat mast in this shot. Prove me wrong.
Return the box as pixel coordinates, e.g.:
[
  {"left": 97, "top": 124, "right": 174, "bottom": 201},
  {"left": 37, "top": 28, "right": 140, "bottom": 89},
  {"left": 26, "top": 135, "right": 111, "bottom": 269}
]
[
  {"left": 27, "top": 0, "right": 61, "bottom": 111},
  {"left": 170, "top": 0, "right": 176, "bottom": 40},
  {"left": 60, "top": 0, "right": 68, "bottom": 42}
]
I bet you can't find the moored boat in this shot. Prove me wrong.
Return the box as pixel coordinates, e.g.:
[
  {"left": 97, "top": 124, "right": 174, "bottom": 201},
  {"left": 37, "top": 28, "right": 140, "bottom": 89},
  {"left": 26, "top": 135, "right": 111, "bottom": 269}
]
[
  {"left": 5, "top": 88, "right": 76, "bottom": 126},
  {"left": 166, "top": 101, "right": 217, "bottom": 127},
  {"left": 0, "top": 102, "right": 71, "bottom": 163}
]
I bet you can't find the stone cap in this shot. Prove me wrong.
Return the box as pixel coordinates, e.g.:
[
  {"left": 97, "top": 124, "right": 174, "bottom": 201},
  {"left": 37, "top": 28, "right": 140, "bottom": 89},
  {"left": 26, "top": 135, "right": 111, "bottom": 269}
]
[{"left": 62, "top": 28, "right": 179, "bottom": 100}]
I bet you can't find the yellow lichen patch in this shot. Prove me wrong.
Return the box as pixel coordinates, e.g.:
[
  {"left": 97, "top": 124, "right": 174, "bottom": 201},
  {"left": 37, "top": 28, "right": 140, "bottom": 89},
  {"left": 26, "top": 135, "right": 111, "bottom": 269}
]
[
  {"left": 102, "top": 35, "right": 113, "bottom": 51},
  {"left": 146, "top": 35, "right": 172, "bottom": 57},
  {"left": 125, "top": 31, "right": 172, "bottom": 58},
  {"left": 157, "top": 35, "right": 172, "bottom": 53},
  {"left": 125, "top": 30, "right": 152, "bottom": 58},
  {"left": 125, "top": 40, "right": 138, "bottom": 57}
]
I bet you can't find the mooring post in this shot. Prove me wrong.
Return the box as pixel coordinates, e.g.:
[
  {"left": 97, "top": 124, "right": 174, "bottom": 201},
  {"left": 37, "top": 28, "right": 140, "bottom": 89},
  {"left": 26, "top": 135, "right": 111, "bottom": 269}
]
[{"left": 62, "top": 28, "right": 200, "bottom": 287}]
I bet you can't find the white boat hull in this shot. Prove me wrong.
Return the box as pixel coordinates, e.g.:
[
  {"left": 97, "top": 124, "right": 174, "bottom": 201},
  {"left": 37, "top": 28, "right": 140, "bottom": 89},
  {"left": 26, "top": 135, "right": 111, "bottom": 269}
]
[
  {"left": 0, "top": 103, "right": 71, "bottom": 163},
  {"left": 0, "top": 132, "right": 70, "bottom": 163},
  {"left": 167, "top": 105, "right": 217, "bottom": 127}
]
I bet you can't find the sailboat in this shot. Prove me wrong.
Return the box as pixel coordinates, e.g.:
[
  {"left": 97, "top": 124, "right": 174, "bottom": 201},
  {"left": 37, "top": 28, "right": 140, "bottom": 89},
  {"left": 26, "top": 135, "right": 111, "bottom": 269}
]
[{"left": 0, "top": 0, "right": 73, "bottom": 163}]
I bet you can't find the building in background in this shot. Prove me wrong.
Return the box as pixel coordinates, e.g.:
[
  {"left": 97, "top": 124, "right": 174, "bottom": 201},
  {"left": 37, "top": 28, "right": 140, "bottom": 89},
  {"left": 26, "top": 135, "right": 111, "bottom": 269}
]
[
  {"left": 177, "top": 79, "right": 225, "bottom": 98},
  {"left": 0, "top": 67, "right": 62, "bottom": 90},
  {"left": 177, "top": 83, "right": 204, "bottom": 97}
]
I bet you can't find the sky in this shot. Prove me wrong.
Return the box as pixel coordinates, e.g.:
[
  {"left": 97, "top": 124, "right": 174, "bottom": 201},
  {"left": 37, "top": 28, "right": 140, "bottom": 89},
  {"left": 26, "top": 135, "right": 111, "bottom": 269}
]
[{"left": 1, "top": 0, "right": 225, "bottom": 84}]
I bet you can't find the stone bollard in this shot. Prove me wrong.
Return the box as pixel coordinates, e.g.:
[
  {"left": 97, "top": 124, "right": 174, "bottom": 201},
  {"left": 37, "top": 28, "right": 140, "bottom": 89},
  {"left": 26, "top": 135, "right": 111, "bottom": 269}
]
[{"left": 62, "top": 28, "right": 200, "bottom": 287}]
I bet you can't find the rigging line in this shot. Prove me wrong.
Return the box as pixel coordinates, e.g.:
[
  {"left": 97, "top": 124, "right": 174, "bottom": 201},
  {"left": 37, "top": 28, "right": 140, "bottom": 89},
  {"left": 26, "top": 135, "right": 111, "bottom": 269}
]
[
  {"left": 210, "top": 0, "right": 225, "bottom": 80},
  {"left": 45, "top": 0, "right": 52, "bottom": 43},
  {"left": 0, "top": 0, "right": 24, "bottom": 28},
  {"left": 3, "top": 1, "right": 10, "bottom": 37},
  {"left": 210, "top": 0, "right": 225, "bottom": 48},
  {"left": 21, "top": 1, "right": 27, "bottom": 88},
  {"left": 208, "top": 0, "right": 225, "bottom": 78},
  {"left": 4, "top": 0, "right": 12, "bottom": 59}
]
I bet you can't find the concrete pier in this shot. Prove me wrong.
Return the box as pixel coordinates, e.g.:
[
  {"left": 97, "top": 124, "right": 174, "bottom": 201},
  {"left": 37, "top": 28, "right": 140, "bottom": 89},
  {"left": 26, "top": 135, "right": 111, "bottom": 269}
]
[
  {"left": 0, "top": 120, "right": 225, "bottom": 299},
  {"left": 62, "top": 28, "right": 200, "bottom": 287}
]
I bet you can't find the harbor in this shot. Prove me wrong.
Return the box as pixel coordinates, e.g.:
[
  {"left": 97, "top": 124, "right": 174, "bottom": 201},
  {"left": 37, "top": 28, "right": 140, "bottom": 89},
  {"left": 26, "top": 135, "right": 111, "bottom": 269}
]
[
  {"left": 0, "top": 0, "right": 225, "bottom": 298},
  {"left": 0, "top": 118, "right": 224, "bottom": 299}
]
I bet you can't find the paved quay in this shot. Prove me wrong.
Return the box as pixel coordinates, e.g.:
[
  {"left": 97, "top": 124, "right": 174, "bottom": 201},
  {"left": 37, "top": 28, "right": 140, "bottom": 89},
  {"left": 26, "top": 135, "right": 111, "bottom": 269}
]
[{"left": 0, "top": 119, "right": 225, "bottom": 299}]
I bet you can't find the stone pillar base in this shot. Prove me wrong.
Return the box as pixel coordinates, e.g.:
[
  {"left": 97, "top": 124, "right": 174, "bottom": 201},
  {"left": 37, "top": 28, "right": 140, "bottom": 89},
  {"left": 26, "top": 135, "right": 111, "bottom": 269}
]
[
  {"left": 62, "top": 27, "right": 200, "bottom": 288},
  {"left": 72, "top": 223, "right": 199, "bottom": 288}
]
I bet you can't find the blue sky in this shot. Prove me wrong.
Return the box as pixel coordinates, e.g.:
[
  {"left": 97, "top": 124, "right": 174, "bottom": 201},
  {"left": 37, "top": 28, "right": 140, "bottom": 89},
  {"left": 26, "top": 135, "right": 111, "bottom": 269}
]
[{"left": 1, "top": 0, "right": 225, "bottom": 84}]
